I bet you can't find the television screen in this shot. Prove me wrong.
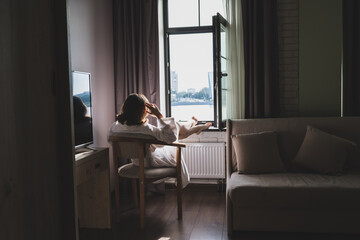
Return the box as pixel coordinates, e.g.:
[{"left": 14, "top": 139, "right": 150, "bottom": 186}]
[{"left": 72, "top": 71, "right": 93, "bottom": 148}]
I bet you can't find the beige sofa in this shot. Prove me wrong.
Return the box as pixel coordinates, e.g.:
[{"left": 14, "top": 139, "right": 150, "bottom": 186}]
[{"left": 226, "top": 117, "right": 360, "bottom": 234}]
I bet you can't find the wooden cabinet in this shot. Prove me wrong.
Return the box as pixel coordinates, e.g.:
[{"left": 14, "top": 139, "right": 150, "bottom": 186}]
[{"left": 75, "top": 147, "right": 111, "bottom": 229}]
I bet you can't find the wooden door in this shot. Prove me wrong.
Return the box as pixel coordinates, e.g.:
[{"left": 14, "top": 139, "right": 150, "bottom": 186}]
[{"left": 0, "top": 0, "right": 76, "bottom": 239}]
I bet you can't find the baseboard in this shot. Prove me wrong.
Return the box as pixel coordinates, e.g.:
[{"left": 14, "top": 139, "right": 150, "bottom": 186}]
[{"left": 165, "top": 178, "right": 225, "bottom": 192}]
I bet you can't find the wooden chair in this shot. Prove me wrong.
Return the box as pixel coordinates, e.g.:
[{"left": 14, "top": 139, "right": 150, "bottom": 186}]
[{"left": 109, "top": 134, "right": 186, "bottom": 229}]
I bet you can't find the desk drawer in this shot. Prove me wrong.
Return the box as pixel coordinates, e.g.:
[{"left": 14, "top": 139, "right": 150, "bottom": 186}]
[{"left": 76, "top": 152, "right": 108, "bottom": 185}]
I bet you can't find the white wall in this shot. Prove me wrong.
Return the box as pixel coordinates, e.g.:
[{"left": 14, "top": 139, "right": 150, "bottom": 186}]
[{"left": 68, "top": 0, "right": 116, "bottom": 188}]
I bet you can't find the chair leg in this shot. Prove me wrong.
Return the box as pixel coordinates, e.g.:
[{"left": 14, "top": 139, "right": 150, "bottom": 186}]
[
  {"left": 176, "top": 177, "right": 183, "bottom": 220},
  {"left": 114, "top": 177, "right": 121, "bottom": 223},
  {"left": 176, "top": 147, "right": 183, "bottom": 220},
  {"left": 138, "top": 142, "right": 146, "bottom": 229},
  {"left": 112, "top": 144, "right": 121, "bottom": 223},
  {"left": 132, "top": 179, "right": 138, "bottom": 209},
  {"left": 139, "top": 179, "right": 145, "bottom": 229}
]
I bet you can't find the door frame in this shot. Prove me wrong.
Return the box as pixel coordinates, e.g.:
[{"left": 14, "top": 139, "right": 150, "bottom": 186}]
[{"left": 55, "top": 0, "right": 78, "bottom": 238}]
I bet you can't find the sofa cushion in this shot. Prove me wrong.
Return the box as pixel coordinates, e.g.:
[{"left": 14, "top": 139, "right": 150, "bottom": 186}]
[
  {"left": 228, "top": 172, "right": 360, "bottom": 209},
  {"left": 293, "top": 126, "right": 356, "bottom": 174},
  {"left": 227, "top": 118, "right": 360, "bottom": 174},
  {"left": 232, "top": 131, "right": 286, "bottom": 174}
]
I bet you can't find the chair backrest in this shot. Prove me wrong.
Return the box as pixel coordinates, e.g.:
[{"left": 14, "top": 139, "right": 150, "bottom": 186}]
[
  {"left": 109, "top": 133, "right": 156, "bottom": 158},
  {"left": 110, "top": 136, "right": 150, "bottom": 169},
  {"left": 109, "top": 133, "right": 186, "bottom": 169},
  {"left": 114, "top": 141, "right": 140, "bottom": 159}
]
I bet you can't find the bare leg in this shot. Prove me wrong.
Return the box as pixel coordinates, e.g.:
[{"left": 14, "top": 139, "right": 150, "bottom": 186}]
[{"left": 177, "top": 117, "right": 212, "bottom": 140}]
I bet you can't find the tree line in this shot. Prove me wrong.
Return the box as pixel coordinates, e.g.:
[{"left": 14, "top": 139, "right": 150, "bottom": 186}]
[{"left": 172, "top": 87, "right": 212, "bottom": 101}]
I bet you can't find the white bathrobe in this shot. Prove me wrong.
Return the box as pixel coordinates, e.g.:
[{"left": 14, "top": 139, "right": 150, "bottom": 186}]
[{"left": 108, "top": 117, "right": 190, "bottom": 188}]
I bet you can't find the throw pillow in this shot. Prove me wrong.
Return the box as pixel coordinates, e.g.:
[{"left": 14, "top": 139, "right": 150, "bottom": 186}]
[
  {"left": 232, "top": 131, "right": 286, "bottom": 174},
  {"left": 292, "top": 125, "right": 357, "bottom": 175}
]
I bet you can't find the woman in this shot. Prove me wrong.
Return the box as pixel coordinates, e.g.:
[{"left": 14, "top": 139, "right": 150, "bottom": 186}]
[{"left": 108, "top": 93, "right": 211, "bottom": 188}]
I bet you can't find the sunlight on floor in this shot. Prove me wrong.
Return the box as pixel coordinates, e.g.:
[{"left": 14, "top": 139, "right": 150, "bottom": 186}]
[{"left": 158, "top": 237, "right": 170, "bottom": 240}]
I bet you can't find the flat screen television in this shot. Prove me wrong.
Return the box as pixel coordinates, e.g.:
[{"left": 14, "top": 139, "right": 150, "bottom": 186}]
[{"left": 72, "top": 71, "right": 93, "bottom": 148}]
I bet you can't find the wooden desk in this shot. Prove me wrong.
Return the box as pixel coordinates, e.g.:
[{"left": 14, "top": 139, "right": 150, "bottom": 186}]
[{"left": 75, "top": 147, "right": 111, "bottom": 229}]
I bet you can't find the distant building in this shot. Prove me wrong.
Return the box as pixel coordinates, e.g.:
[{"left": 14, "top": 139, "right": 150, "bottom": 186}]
[{"left": 171, "top": 71, "right": 178, "bottom": 93}]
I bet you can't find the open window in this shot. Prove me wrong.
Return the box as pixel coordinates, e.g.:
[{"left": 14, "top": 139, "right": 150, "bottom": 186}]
[
  {"left": 213, "top": 13, "right": 228, "bottom": 129},
  {"left": 164, "top": 0, "right": 228, "bottom": 129}
]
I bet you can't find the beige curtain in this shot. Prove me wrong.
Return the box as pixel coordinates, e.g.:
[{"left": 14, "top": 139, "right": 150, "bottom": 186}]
[{"left": 224, "top": 0, "right": 245, "bottom": 119}]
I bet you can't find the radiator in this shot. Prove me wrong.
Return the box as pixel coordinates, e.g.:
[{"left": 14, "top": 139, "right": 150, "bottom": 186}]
[{"left": 182, "top": 143, "right": 226, "bottom": 179}]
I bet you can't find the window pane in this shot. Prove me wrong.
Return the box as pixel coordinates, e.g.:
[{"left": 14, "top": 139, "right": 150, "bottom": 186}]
[
  {"left": 221, "top": 25, "right": 227, "bottom": 57},
  {"left": 200, "top": 0, "right": 225, "bottom": 26},
  {"left": 169, "top": 33, "right": 214, "bottom": 121},
  {"left": 221, "top": 77, "right": 227, "bottom": 123},
  {"left": 220, "top": 23, "right": 228, "bottom": 126},
  {"left": 221, "top": 57, "right": 227, "bottom": 75},
  {"left": 213, "top": 14, "right": 229, "bottom": 128},
  {"left": 168, "top": 0, "right": 199, "bottom": 27}
]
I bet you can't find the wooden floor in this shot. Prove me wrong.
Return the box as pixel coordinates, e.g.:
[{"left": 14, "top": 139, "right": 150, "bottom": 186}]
[{"left": 79, "top": 187, "right": 359, "bottom": 240}]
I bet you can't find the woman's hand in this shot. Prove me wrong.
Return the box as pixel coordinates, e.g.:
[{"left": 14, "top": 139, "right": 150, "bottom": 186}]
[{"left": 145, "top": 103, "right": 163, "bottom": 119}]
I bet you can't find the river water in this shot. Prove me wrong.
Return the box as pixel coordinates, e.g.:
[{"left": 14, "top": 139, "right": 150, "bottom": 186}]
[{"left": 171, "top": 104, "right": 214, "bottom": 121}]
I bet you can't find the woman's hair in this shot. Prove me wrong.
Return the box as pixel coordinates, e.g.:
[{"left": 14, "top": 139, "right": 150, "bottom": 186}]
[{"left": 116, "top": 93, "right": 149, "bottom": 125}]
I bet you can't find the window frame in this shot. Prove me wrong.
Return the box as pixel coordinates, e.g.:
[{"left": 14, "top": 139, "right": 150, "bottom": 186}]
[
  {"left": 213, "top": 13, "right": 228, "bottom": 129},
  {"left": 163, "top": 0, "right": 227, "bottom": 128}
]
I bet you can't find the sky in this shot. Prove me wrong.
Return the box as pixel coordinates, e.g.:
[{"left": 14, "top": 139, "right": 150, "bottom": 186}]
[
  {"left": 168, "top": 0, "right": 225, "bottom": 92},
  {"left": 168, "top": 0, "right": 224, "bottom": 27},
  {"left": 169, "top": 33, "right": 213, "bottom": 92},
  {"left": 72, "top": 72, "right": 91, "bottom": 95}
]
